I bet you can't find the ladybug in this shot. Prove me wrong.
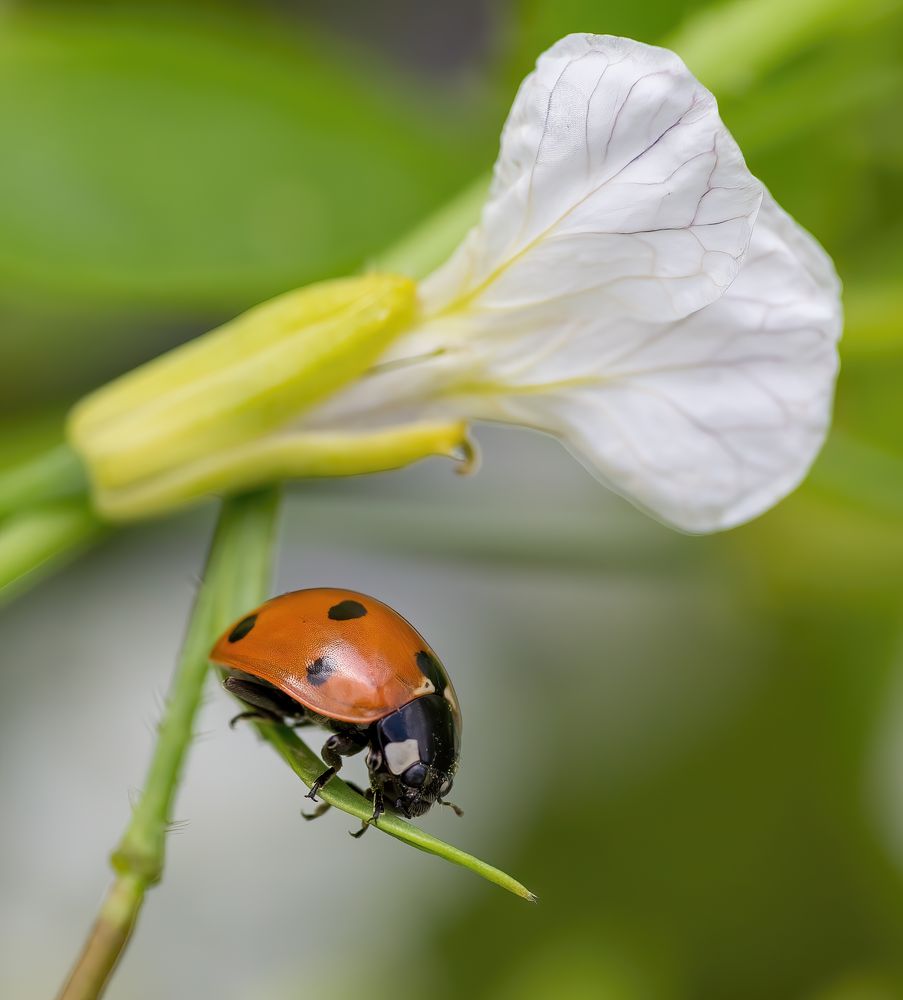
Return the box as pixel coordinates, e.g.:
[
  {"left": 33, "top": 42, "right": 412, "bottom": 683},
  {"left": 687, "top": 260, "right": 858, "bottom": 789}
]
[{"left": 210, "top": 588, "right": 461, "bottom": 834}]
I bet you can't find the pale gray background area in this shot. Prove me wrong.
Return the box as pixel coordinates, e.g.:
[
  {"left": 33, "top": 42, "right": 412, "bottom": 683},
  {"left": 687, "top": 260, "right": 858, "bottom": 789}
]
[{"left": 0, "top": 428, "right": 754, "bottom": 999}]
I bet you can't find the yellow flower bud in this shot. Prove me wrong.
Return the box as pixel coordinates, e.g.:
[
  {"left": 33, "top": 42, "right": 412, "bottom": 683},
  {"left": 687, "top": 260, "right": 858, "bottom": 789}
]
[{"left": 67, "top": 273, "right": 472, "bottom": 520}]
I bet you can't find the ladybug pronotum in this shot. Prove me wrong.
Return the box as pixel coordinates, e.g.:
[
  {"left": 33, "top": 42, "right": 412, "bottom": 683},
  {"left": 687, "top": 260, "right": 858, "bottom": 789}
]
[{"left": 210, "top": 588, "right": 462, "bottom": 834}]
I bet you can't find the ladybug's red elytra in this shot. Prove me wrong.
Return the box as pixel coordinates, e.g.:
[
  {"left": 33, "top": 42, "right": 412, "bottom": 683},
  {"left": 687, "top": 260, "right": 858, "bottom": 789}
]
[{"left": 210, "top": 588, "right": 462, "bottom": 833}]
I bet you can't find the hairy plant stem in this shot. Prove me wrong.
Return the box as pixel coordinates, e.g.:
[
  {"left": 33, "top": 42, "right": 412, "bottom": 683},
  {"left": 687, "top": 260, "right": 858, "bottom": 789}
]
[{"left": 56, "top": 488, "right": 281, "bottom": 1000}]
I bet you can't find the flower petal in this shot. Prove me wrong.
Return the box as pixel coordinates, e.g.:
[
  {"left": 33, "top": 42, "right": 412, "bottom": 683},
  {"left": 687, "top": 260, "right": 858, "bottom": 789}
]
[
  {"left": 472, "top": 194, "right": 842, "bottom": 532},
  {"left": 422, "top": 34, "right": 763, "bottom": 324}
]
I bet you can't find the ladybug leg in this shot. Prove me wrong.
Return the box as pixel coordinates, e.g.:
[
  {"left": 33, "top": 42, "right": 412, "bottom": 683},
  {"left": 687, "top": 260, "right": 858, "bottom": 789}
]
[
  {"left": 306, "top": 729, "right": 369, "bottom": 802},
  {"left": 228, "top": 710, "right": 271, "bottom": 729},
  {"left": 302, "top": 782, "right": 370, "bottom": 821},
  {"left": 301, "top": 800, "right": 332, "bottom": 822},
  {"left": 350, "top": 789, "right": 384, "bottom": 839},
  {"left": 223, "top": 675, "right": 307, "bottom": 728}
]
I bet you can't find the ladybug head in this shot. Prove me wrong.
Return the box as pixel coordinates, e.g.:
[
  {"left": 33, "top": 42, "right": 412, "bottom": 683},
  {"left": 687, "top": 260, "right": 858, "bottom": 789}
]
[
  {"left": 377, "top": 762, "right": 455, "bottom": 818},
  {"left": 368, "top": 695, "right": 460, "bottom": 818}
]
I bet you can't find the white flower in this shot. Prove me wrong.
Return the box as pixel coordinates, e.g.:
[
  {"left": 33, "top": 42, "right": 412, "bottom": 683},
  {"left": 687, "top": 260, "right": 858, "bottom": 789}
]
[
  {"left": 311, "top": 33, "right": 842, "bottom": 532},
  {"left": 69, "top": 33, "right": 841, "bottom": 529}
]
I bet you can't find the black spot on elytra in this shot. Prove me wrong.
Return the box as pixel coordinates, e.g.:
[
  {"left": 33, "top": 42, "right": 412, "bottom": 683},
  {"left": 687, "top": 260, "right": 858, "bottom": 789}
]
[
  {"left": 328, "top": 599, "right": 367, "bottom": 621},
  {"left": 228, "top": 615, "right": 257, "bottom": 643},
  {"left": 307, "top": 657, "right": 335, "bottom": 686},
  {"left": 416, "top": 650, "right": 446, "bottom": 693}
]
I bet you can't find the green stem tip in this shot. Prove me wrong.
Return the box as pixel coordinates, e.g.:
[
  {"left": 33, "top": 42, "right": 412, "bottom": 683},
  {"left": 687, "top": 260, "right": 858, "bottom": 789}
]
[{"left": 240, "top": 713, "right": 537, "bottom": 903}]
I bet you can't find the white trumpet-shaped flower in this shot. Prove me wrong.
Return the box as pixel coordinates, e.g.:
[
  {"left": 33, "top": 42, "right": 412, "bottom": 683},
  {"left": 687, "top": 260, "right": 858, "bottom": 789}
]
[
  {"left": 310, "top": 33, "right": 842, "bottom": 532},
  {"left": 69, "top": 34, "right": 841, "bottom": 530}
]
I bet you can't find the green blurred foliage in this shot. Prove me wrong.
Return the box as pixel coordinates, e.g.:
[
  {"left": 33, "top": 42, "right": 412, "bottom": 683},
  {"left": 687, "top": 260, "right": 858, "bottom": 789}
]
[
  {"left": 0, "top": 1, "right": 494, "bottom": 407},
  {"left": 3, "top": 1, "right": 903, "bottom": 998},
  {"left": 288, "top": 477, "right": 903, "bottom": 1000}
]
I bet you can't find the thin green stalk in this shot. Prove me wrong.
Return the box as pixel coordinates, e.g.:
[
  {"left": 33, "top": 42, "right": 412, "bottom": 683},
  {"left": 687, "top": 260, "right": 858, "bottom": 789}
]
[
  {"left": 235, "top": 712, "right": 536, "bottom": 902},
  {"left": 0, "top": 501, "right": 104, "bottom": 605},
  {"left": 56, "top": 487, "right": 282, "bottom": 1000},
  {"left": 0, "top": 442, "right": 88, "bottom": 516}
]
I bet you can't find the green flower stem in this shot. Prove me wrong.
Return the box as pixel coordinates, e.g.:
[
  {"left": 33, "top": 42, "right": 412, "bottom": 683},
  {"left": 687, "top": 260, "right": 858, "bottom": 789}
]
[
  {"left": 57, "top": 480, "right": 531, "bottom": 1000},
  {"left": 235, "top": 714, "right": 536, "bottom": 902},
  {"left": 0, "top": 442, "right": 87, "bottom": 517},
  {"left": 56, "top": 487, "right": 282, "bottom": 1000},
  {"left": 0, "top": 501, "right": 104, "bottom": 605}
]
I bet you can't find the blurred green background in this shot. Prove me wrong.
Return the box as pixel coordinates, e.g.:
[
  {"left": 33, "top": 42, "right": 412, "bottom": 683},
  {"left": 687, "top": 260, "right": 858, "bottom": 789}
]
[{"left": 2, "top": 1, "right": 903, "bottom": 998}]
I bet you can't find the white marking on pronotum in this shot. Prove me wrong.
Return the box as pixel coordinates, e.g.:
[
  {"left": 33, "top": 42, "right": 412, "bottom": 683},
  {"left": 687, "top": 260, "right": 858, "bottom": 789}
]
[
  {"left": 444, "top": 686, "right": 461, "bottom": 719},
  {"left": 384, "top": 739, "right": 421, "bottom": 775}
]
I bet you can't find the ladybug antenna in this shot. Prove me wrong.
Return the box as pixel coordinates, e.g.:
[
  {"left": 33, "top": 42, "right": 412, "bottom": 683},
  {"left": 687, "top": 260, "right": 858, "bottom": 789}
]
[{"left": 439, "top": 799, "right": 464, "bottom": 818}]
